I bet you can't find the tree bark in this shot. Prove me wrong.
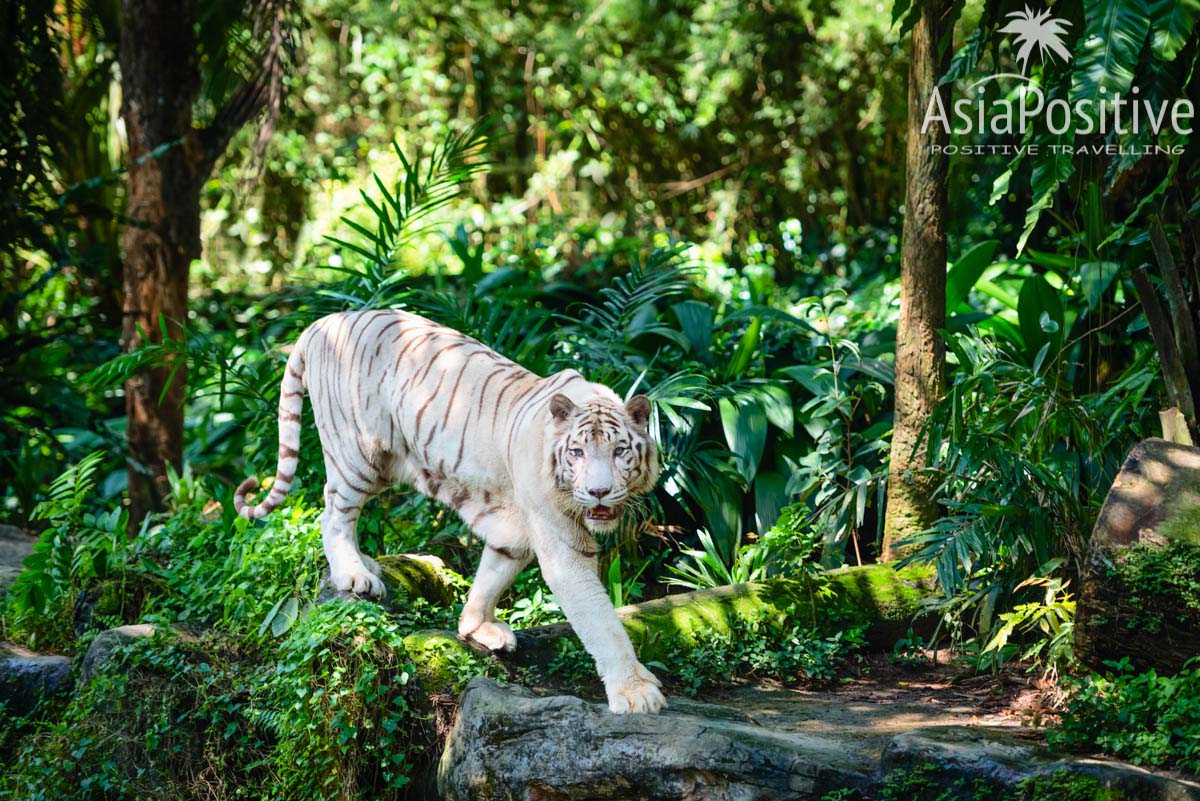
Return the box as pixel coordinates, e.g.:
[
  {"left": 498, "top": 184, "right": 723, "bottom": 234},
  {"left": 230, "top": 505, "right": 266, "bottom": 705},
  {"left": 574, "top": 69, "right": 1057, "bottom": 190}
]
[
  {"left": 119, "top": 0, "right": 202, "bottom": 529},
  {"left": 881, "top": 0, "right": 953, "bottom": 560}
]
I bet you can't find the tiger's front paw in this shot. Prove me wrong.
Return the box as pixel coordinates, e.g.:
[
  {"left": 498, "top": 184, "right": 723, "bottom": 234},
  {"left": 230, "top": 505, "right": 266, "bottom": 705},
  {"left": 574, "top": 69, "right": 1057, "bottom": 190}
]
[
  {"left": 607, "top": 663, "right": 667, "bottom": 714},
  {"left": 465, "top": 620, "right": 518, "bottom": 653},
  {"left": 330, "top": 566, "right": 387, "bottom": 598}
]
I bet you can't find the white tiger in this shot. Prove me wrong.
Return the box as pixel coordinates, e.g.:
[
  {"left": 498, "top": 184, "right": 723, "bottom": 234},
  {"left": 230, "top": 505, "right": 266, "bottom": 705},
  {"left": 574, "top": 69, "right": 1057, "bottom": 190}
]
[{"left": 234, "top": 309, "right": 667, "bottom": 714}]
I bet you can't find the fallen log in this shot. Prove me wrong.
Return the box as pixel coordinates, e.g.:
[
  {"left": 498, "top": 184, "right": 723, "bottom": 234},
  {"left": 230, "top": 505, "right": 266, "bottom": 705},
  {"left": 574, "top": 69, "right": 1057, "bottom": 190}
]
[{"left": 406, "top": 562, "right": 939, "bottom": 693}]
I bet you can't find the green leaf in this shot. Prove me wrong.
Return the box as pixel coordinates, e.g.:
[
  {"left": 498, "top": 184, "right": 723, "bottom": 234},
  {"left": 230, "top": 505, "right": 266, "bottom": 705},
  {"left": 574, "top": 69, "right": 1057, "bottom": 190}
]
[
  {"left": 946, "top": 240, "right": 999, "bottom": 312},
  {"left": 719, "top": 397, "right": 768, "bottom": 484},
  {"left": 1151, "top": 0, "right": 1200, "bottom": 61},
  {"left": 1018, "top": 274, "right": 1064, "bottom": 361},
  {"left": 840, "top": 354, "right": 896, "bottom": 386},
  {"left": 943, "top": 26, "right": 990, "bottom": 84},
  {"left": 1018, "top": 124, "right": 1076, "bottom": 253},
  {"left": 672, "top": 301, "right": 714, "bottom": 361},
  {"left": 1080, "top": 261, "right": 1121, "bottom": 308},
  {"left": 779, "top": 364, "right": 835, "bottom": 397},
  {"left": 259, "top": 595, "right": 286, "bottom": 638},
  {"left": 726, "top": 316, "right": 763, "bottom": 378},
  {"left": 753, "top": 470, "right": 789, "bottom": 535},
  {"left": 755, "top": 383, "right": 795, "bottom": 436},
  {"left": 265, "top": 596, "right": 301, "bottom": 638},
  {"left": 1070, "top": 0, "right": 1153, "bottom": 119}
]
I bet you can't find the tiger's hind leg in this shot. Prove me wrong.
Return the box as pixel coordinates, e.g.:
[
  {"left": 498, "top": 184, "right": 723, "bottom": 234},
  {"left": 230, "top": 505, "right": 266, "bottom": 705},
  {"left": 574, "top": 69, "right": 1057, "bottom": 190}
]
[
  {"left": 321, "top": 479, "right": 387, "bottom": 598},
  {"left": 458, "top": 507, "right": 530, "bottom": 652}
]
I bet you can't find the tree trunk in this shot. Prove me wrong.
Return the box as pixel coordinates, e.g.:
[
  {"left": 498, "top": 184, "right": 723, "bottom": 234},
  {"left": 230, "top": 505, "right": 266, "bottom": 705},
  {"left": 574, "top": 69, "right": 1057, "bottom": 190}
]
[
  {"left": 119, "top": 0, "right": 202, "bottom": 529},
  {"left": 881, "top": 0, "right": 952, "bottom": 560}
]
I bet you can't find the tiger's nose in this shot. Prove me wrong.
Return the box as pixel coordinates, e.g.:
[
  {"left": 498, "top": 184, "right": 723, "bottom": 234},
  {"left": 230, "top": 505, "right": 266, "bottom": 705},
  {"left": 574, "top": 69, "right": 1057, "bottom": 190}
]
[{"left": 588, "top": 486, "right": 611, "bottom": 499}]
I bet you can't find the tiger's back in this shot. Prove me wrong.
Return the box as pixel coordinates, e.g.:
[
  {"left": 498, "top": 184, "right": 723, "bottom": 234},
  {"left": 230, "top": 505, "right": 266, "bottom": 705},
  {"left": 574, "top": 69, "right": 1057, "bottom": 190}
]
[{"left": 270, "top": 310, "right": 586, "bottom": 526}]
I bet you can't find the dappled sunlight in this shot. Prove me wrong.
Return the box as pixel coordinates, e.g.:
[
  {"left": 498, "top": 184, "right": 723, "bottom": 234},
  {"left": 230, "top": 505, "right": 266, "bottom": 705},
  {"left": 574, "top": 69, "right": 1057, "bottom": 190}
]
[{"left": 4, "top": 0, "right": 1199, "bottom": 795}]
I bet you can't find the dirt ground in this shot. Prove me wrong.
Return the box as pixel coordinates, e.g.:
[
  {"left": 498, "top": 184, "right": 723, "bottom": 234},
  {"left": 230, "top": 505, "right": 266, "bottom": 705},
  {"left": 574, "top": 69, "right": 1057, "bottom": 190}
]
[{"left": 694, "top": 651, "right": 1058, "bottom": 761}]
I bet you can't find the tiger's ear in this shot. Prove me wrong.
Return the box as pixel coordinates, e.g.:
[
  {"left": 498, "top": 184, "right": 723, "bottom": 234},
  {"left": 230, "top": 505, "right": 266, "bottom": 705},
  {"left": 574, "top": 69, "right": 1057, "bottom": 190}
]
[
  {"left": 626, "top": 395, "right": 652, "bottom": 428},
  {"left": 549, "top": 394, "right": 576, "bottom": 423}
]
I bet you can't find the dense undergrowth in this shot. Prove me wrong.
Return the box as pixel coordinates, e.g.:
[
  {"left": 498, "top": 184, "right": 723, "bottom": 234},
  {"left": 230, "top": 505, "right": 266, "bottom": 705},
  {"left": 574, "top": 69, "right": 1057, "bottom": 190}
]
[
  {"left": 6, "top": 0, "right": 1200, "bottom": 787},
  {"left": 0, "top": 449, "right": 870, "bottom": 799},
  {"left": 1049, "top": 658, "right": 1200, "bottom": 775},
  {"left": 2, "top": 116, "right": 1190, "bottom": 794}
]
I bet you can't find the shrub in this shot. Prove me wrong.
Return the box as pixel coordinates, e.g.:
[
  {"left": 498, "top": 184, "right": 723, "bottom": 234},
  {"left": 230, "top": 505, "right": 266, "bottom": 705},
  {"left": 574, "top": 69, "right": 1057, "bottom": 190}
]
[{"left": 1049, "top": 658, "right": 1200, "bottom": 775}]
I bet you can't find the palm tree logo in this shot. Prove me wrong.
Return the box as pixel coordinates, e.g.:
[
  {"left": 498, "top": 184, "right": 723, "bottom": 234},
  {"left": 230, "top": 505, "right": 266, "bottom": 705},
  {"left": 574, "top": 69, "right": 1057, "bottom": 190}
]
[{"left": 999, "top": 5, "right": 1073, "bottom": 75}]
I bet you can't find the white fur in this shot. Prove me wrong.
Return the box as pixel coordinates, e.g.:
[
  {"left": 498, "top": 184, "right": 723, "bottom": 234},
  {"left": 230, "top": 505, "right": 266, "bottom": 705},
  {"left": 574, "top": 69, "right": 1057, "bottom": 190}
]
[{"left": 237, "top": 310, "right": 666, "bottom": 714}]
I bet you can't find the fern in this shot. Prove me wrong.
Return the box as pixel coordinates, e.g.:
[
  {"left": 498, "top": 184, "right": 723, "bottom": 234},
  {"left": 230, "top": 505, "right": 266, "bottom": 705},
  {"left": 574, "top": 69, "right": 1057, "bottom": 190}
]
[
  {"left": 319, "top": 119, "right": 495, "bottom": 312},
  {"left": 553, "top": 244, "right": 696, "bottom": 385}
]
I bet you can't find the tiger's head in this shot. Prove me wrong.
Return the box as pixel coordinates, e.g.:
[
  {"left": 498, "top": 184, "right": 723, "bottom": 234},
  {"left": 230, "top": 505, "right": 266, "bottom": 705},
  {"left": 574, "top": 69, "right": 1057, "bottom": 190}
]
[{"left": 548, "top": 393, "right": 661, "bottom": 532}]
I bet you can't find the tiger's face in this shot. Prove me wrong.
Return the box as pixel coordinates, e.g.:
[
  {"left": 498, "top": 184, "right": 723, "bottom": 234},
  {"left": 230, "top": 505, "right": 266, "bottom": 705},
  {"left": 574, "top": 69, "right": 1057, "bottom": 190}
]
[{"left": 549, "top": 393, "right": 660, "bottom": 532}]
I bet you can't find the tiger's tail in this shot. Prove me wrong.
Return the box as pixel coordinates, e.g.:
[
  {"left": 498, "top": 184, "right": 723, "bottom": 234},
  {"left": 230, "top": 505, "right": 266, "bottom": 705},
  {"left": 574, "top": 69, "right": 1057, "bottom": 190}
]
[{"left": 234, "top": 345, "right": 306, "bottom": 520}]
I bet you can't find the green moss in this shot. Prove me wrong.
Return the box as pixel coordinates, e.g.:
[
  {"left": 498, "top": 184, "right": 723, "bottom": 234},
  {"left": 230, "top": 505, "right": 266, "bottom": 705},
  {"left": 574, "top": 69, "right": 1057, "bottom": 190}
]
[
  {"left": 1160, "top": 501, "right": 1200, "bottom": 546},
  {"left": 837, "top": 764, "right": 1124, "bottom": 801},
  {"left": 399, "top": 563, "right": 938, "bottom": 694},
  {"left": 1114, "top": 540, "right": 1200, "bottom": 628},
  {"left": 378, "top": 554, "right": 460, "bottom": 606},
  {"left": 619, "top": 563, "right": 936, "bottom": 662},
  {"left": 876, "top": 762, "right": 1005, "bottom": 801},
  {"left": 402, "top": 630, "right": 498, "bottom": 694}
]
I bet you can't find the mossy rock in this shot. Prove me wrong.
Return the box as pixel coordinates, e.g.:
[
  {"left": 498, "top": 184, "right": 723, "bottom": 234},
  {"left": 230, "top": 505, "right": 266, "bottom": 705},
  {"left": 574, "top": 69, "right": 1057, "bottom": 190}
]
[
  {"left": 378, "top": 554, "right": 459, "bottom": 606},
  {"left": 1160, "top": 502, "right": 1200, "bottom": 546},
  {"left": 621, "top": 562, "right": 937, "bottom": 661},
  {"left": 881, "top": 732, "right": 1199, "bottom": 801},
  {"left": 1078, "top": 439, "right": 1200, "bottom": 674},
  {"left": 404, "top": 563, "right": 938, "bottom": 693},
  {"left": 403, "top": 629, "right": 496, "bottom": 695},
  {"left": 73, "top": 572, "right": 169, "bottom": 637}
]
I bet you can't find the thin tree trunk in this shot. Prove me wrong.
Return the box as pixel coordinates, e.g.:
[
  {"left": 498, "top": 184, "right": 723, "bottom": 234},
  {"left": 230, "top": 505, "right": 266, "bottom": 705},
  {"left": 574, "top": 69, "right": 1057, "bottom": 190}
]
[
  {"left": 119, "top": 0, "right": 201, "bottom": 529},
  {"left": 881, "top": 0, "right": 952, "bottom": 560}
]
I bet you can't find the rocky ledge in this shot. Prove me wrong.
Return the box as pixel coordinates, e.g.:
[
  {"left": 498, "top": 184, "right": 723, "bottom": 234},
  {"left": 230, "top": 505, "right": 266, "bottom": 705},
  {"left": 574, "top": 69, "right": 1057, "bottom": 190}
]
[{"left": 438, "top": 677, "right": 1200, "bottom": 801}]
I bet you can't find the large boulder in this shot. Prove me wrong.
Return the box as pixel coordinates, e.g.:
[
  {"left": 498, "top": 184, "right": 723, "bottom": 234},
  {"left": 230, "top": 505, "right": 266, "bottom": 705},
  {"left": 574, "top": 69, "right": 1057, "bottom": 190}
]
[
  {"left": 440, "top": 679, "right": 1200, "bottom": 801},
  {"left": 1076, "top": 438, "right": 1200, "bottom": 674},
  {"left": 883, "top": 727, "right": 1200, "bottom": 801},
  {"left": 437, "top": 676, "right": 875, "bottom": 801},
  {"left": 0, "top": 524, "right": 33, "bottom": 600},
  {"left": 0, "top": 642, "right": 72, "bottom": 716},
  {"left": 439, "top": 680, "right": 1200, "bottom": 801}
]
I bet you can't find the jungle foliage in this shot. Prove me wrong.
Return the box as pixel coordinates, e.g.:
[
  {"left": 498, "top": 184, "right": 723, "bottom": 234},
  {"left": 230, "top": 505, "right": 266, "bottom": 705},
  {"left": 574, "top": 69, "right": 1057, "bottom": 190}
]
[{"left": 3, "top": 0, "right": 1200, "bottom": 794}]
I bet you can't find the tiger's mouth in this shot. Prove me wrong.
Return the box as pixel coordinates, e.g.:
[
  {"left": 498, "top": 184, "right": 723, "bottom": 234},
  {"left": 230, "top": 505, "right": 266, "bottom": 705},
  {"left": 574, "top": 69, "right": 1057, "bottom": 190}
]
[{"left": 585, "top": 505, "right": 620, "bottom": 522}]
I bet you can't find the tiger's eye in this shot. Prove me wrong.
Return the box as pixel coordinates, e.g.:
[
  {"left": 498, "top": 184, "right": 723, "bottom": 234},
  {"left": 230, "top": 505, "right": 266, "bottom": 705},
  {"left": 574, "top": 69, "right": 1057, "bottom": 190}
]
[
  {"left": 613, "top": 446, "right": 628, "bottom": 457},
  {"left": 569, "top": 448, "right": 585, "bottom": 458}
]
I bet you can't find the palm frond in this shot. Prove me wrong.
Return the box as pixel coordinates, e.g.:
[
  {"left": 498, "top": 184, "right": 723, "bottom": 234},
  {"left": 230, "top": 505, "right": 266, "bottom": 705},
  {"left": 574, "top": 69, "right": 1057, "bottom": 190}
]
[
  {"left": 196, "top": 0, "right": 304, "bottom": 168},
  {"left": 552, "top": 244, "right": 697, "bottom": 385},
  {"left": 311, "top": 121, "right": 495, "bottom": 314},
  {"left": 332, "top": 120, "right": 495, "bottom": 275}
]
